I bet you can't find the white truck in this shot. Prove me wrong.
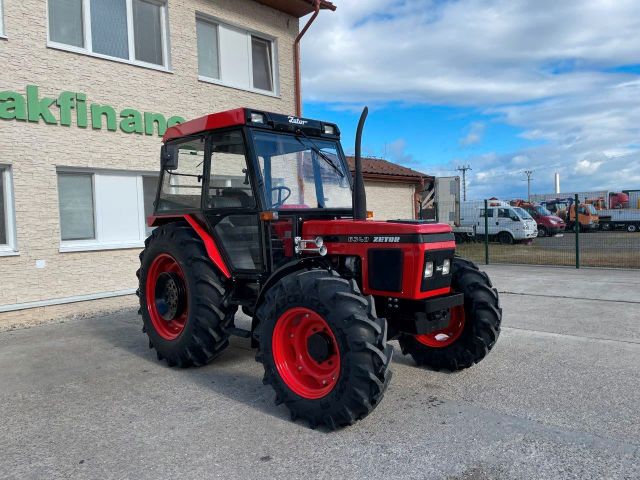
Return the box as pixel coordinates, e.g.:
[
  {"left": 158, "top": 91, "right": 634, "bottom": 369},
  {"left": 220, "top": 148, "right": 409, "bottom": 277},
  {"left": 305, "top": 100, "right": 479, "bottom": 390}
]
[
  {"left": 597, "top": 209, "right": 640, "bottom": 232},
  {"left": 457, "top": 199, "right": 538, "bottom": 244}
]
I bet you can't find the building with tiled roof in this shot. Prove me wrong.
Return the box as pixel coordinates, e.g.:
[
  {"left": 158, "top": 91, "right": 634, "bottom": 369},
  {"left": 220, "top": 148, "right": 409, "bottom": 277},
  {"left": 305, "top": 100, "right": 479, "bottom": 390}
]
[{"left": 345, "top": 157, "right": 433, "bottom": 220}]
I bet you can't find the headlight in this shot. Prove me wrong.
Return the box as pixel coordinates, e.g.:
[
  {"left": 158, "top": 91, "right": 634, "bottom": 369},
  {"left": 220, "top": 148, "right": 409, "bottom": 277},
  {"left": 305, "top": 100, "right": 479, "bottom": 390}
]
[
  {"left": 250, "top": 112, "right": 265, "bottom": 124},
  {"left": 424, "top": 261, "right": 434, "bottom": 279},
  {"left": 442, "top": 259, "right": 451, "bottom": 275}
]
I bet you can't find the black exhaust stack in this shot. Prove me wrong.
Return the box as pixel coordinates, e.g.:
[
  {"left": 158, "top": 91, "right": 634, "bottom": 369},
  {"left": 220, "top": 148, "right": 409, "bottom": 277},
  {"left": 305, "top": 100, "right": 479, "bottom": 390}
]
[{"left": 353, "top": 106, "right": 368, "bottom": 220}]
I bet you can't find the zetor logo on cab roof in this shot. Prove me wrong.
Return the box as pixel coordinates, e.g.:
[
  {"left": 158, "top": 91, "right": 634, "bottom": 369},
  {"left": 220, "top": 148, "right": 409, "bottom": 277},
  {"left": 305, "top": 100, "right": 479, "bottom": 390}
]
[{"left": 287, "top": 116, "right": 308, "bottom": 125}]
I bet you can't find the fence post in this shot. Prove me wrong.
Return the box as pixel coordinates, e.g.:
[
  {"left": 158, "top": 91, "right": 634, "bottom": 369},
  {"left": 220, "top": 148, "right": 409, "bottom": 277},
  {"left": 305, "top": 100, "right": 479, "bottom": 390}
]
[
  {"left": 574, "top": 193, "right": 580, "bottom": 269},
  {"left": 484, "top": 199, "right": 489, "bottom": 265}
]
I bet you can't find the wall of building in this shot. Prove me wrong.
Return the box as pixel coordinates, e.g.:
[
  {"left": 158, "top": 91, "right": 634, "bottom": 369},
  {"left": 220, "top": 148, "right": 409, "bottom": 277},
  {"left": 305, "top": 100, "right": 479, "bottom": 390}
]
[
  {"left": 365, "top": 180, "right": 416, "bottom": 220},
  {"left": 0, "top": 0, "right": 298, "bottom": 322}
]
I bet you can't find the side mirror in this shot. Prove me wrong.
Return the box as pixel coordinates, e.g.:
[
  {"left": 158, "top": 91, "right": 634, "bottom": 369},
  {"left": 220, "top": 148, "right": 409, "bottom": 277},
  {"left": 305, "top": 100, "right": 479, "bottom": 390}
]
[
  {"left": 511, "top": 215, "right": 520, "bottom": 222},
  {"left": 161, "top": 144, "right": 178, "bottom": 170}
]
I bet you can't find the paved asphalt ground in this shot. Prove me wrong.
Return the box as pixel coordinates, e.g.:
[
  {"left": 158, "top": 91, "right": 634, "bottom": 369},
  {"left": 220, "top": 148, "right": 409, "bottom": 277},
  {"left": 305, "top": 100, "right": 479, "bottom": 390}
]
[{"left": 1, "top": 265, "right": 639, "bottom": 479}]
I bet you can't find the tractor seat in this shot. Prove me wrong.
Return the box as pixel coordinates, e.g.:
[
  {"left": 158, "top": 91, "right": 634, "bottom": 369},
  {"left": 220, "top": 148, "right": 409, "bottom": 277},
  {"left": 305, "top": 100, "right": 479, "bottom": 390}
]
[{"left": 208, "top": 188, "right": 254, "bottom": 209}]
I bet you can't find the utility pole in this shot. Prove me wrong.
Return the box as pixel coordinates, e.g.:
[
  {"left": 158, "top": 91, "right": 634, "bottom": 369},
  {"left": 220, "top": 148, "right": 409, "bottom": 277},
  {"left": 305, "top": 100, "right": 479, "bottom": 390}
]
[
  {"left": 524, "top": 170, "right": 533, "bottom": 201},
  {"left": 457, "top": 165, "right": 472, "bottom": 201}
]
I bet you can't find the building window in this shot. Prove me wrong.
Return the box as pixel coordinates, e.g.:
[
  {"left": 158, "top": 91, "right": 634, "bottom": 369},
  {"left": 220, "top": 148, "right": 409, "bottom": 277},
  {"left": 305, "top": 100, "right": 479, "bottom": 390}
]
[
  {"left": 197, "top": 16, "right": 277, "bottom": 94},
  {"left": 0, "top": 0, "right": 6, "bottom": 37},
  {"left": 58, "top": 173, "right": 96, "bottom": 241},
  {"left": 142, "top": 175, "right": 159, "bottom": 235},
  {"left": 47, "top": 0, "right": 169, "bottom": 69},
  {"left": 57, "top": 170, "right": 158, "bottom": 252},
  {"left": 0, "top": 166, "right": 17, "bottom": 255}
]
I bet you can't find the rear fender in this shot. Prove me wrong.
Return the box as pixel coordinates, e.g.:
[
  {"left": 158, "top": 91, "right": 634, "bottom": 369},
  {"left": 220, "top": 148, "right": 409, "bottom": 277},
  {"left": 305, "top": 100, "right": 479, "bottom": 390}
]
[{"left": 147, "top": 214, "right": 231, "bottom": 279}]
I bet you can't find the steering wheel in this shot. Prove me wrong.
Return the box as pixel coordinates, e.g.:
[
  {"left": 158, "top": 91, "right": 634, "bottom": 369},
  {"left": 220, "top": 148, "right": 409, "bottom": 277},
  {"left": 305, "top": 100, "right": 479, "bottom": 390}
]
[{"left": 270, "top": 186, "right": 292, "bottom": 208}]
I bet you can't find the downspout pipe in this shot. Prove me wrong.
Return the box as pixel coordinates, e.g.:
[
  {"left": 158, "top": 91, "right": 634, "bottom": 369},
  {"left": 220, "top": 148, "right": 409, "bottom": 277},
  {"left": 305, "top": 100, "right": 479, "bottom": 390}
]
[{"left": 294, "top": 0, "right": 322, "bottom": 117}]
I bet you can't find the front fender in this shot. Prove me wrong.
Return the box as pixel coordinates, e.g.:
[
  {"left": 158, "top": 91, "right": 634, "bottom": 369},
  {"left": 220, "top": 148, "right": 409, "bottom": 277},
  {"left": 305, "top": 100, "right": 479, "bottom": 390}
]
[{"left": 250, "top": 256, "right": 331, "bottom": 346}]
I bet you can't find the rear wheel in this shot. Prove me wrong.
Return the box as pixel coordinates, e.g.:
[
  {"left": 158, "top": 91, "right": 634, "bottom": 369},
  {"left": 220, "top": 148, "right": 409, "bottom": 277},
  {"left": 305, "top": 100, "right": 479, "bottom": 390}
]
[
  {"left": 498, "top": 231, "right": 513, "bottom": 245},
  {"left": 399, "top": 257, "right": 501, "bottom": 371},
  {"left": 627, "top": 224, "right": 638, "bottom": 233},
  {"left": 137, "top": 222, "right": 235, "bottom": 367},
  {"left": 537, "top": 226, "right": 548, "bottom": 237},
  {"left": 255, "top": 269, "right": 392, "bottom": 430}
]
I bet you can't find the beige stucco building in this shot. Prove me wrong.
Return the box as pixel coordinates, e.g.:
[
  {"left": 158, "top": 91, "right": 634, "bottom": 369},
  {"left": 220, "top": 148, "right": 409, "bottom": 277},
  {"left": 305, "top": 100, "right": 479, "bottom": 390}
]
[
  {"left": 0, "top": 0, "right": 340, "bottom": 322},
  {"left": 347, "top": 156, "right": 432, "bottom": 221}
]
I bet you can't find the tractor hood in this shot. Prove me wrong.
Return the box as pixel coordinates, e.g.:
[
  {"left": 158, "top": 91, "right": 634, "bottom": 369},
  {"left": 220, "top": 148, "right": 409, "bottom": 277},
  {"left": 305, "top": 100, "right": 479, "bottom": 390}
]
[{"left": 303, "top": 220, "right": 453, "bottom": 244}]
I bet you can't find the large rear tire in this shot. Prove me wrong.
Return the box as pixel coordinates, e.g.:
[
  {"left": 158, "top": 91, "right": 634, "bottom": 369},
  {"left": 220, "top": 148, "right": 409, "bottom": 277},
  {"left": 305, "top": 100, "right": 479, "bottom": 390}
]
[
  {"left": 137, "top": 222, "right": 235, "bottom": 367},
  {"left": 255, "top": 269, "right": 393, "bottom": 430},
  {"left": 399, "top": 257, "right": 501, "bottom": 371}
]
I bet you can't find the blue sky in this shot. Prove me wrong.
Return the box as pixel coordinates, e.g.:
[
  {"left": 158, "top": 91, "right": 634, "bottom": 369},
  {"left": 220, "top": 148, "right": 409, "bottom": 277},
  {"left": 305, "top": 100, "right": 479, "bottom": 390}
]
[{"left": 301, "top": 0, "right": 640, "bottom": 200}]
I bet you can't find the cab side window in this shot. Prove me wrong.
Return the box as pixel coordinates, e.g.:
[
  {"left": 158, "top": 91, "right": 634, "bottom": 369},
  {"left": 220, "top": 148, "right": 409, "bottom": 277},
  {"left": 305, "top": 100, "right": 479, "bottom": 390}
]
[
  {"left": 157, "top": 137, "right": 206, "bottom": 211},
  {"left": 208, "top": 130, "right": 255, "bottom": 210},
  {"left": 480, "top": 208, "right": 494, "bottom": 217},
  {"left": 498, "top": 208, "right": 511, "bottom": 218}
]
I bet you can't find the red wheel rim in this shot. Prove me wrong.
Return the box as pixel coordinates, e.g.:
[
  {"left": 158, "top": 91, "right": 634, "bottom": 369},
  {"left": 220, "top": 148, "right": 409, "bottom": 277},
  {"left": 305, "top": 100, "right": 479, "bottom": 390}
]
[
  {"left": 415, "top": 305, "right": 465, "bottom": 348},
  {"left": 272, "top": 307, "right": 341, "bottom": 400},
  {"left": 146, "top": 253, "right": 188, "bottom": 341}
]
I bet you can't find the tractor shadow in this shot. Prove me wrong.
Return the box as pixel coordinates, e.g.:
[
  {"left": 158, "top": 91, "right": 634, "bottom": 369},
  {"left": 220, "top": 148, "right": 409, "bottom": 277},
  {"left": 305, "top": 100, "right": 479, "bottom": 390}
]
[
  {"left": 92, "top": 311, "right": 290, "bottom": 423},
  {"left": 94, "top": 311, "right": 458, "bottom": 426}
]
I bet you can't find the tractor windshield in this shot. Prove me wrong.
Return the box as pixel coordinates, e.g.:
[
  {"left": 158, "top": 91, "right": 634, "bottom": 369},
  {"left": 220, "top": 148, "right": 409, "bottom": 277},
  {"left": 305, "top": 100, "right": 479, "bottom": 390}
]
[{"left": 252, "top": 131, "right": 352, "bottom": 210}]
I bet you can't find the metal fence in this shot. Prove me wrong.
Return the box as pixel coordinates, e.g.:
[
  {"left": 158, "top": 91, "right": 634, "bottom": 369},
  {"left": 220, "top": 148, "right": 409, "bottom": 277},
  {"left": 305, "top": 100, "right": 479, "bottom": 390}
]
[{"left": 435, "top": 195, "right": 640, "bottom": 269}]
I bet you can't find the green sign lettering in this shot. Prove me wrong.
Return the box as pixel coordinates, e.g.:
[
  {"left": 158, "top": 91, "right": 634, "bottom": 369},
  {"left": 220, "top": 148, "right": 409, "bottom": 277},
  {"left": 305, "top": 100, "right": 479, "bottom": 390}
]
[
  {"left": 0, "top": 85, "right": 185, "bottom": 137},
  {"left": 0, "top": 91, "right": 27, "bottom": 121}
]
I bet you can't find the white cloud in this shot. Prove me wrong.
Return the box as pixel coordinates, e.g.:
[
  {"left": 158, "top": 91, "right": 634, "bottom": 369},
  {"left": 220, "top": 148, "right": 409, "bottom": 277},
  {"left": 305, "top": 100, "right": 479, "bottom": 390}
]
[
  {"left": 303, "top": 0, "right": 640, "bottom": 105},
  {"left": 386, "top": 138, "right": 416, "bottom": 165},
  {"left": 460, "top": 122, "right": 485, "bottom": 146},
  {"left": 302, "top": 0, "right": 640, "bottom": 197}
]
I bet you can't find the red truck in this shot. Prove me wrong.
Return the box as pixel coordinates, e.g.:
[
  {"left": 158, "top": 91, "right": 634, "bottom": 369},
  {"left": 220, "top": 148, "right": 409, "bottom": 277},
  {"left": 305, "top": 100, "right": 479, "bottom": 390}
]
[{"left": 511, "top": 200, "right": 566, "bottom": 237}]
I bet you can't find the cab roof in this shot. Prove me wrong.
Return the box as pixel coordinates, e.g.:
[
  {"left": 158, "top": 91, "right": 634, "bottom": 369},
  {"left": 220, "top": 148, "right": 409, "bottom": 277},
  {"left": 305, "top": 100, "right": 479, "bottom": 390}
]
[{"left": 162, "top": 108, "right": 341, "bottom": 143}]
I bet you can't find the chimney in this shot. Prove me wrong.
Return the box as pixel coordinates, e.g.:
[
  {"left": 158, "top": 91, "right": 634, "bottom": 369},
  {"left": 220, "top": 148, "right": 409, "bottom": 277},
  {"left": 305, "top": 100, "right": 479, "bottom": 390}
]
[{"left": 554, "top": 172, "right": 561, "bottom": 194}]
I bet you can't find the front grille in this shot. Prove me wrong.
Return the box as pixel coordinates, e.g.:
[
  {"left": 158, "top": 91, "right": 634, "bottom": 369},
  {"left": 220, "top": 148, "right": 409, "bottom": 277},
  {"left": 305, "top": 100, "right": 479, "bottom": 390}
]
[
  {"left": 421, "top": 249, "right": 455, "bottom": 291},
  {"left": 368, "top": 249, "right": 403, "bottom": 292}
]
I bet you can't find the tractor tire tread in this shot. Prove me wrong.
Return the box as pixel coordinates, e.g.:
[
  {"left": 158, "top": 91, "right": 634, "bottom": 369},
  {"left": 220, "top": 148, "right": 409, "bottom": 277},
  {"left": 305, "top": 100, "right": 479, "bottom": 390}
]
[
  {"left": 138, "top": 222, "right": 235, "bottom": 368},
  {"left": 255, "top": 269, "right": 392, "bottom": 430},
  {"left": 399, "top": 257, "right": 501, "bottom": 371}
]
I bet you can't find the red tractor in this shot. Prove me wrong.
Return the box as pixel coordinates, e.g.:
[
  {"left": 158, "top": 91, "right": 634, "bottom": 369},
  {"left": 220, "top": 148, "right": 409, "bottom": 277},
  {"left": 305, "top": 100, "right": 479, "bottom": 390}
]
[{"left": 138, "top": 107, "right": 501, "bottom": 429}]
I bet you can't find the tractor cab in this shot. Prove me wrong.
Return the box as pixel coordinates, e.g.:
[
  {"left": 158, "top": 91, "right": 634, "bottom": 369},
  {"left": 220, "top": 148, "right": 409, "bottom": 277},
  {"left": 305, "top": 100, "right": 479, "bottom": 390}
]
[
  {"left": 152, "top": 109, "right": 354, "bottom": 277},
  {"left": 140, "top": 107, "right": 501, "bottom": 430}
]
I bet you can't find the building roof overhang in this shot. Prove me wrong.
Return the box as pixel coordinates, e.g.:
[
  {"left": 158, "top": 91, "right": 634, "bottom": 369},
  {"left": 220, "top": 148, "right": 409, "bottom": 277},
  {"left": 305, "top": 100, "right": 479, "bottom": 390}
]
[
  {"left": 253, "top": 0, "right": 336, "bottom": 18},
  {"left": 346, "top": 156, "right": 433, "bottom": 185}
]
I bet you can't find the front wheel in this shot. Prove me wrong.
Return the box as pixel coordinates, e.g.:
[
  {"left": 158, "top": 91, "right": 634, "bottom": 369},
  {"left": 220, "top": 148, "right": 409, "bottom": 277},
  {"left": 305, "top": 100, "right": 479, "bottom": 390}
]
[
  {"left": 627, "top": 224, "right": 638, "bottom": 233},
  {"left": 399, "top": 257, "right": 502, "bottom": 371},
  {"left": 255, "top": 269, "right": 392, "bottom": 430}
]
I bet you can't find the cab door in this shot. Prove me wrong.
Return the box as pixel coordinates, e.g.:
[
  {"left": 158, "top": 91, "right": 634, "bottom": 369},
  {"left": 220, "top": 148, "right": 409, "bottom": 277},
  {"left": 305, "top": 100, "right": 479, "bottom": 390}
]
[
  {"left": 203, "top": 129, "right": 265, "bottom": 275},
  {"left": 497, "top": 207, "right": 522, "bottom": 238},
  {"left": 477, "top": 207, "right": 495, "bottom": 235}
]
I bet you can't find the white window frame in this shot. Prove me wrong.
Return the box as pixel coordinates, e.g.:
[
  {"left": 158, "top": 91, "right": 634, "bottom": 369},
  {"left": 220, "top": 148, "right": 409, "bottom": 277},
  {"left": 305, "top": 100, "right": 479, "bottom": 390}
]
[
  {"left": 0, "top": 0, "right": 6, "bottom": 38},
  {"left": 46, "top": 0, "right": 171, "bottom": 73},
  {"left": 196, "top": 14, "right": 279, "bottom": 97},
  {"left": 57, "top": 168, "right": 158, "bottom": 252},
  {"left": 0, "top": 165, "right": 18, "bottom": 256}
]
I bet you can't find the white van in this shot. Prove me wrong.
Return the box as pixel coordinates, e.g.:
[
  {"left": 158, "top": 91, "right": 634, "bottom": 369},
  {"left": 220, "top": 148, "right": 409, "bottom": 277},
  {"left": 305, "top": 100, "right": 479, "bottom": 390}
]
[{"left": 456, "top": 200, "right": 538, "bottom": 244}]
